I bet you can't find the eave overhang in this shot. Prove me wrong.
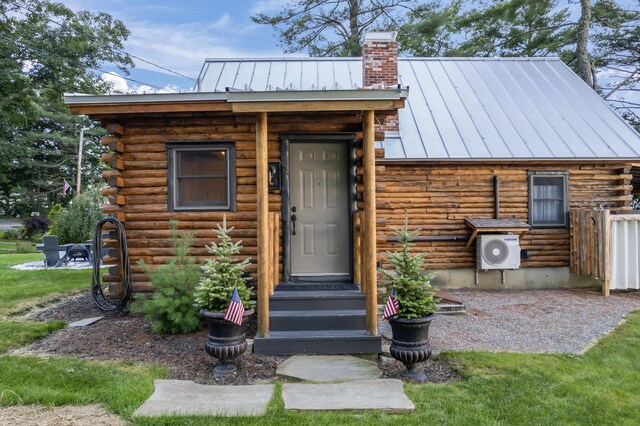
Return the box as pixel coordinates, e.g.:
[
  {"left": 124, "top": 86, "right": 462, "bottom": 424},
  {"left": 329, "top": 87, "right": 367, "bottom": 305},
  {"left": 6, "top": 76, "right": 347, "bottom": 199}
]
[{"left": 63, "top": 88, "right": 408, "bottom": 116}]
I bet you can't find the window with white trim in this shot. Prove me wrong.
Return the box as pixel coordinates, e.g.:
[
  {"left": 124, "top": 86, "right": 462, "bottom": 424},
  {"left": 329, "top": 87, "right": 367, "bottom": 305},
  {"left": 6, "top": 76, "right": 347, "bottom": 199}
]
[
  {"left": 528, "top": 171, "right": 569, "bottom": 228},
  {"left": 167, "top": 142, "right": 236, "bottom": 211}
]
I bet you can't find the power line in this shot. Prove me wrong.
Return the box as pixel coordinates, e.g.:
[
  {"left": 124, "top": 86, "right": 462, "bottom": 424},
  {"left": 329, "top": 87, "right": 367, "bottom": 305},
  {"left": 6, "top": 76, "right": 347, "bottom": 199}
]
[
  {"left": 12, "top": 37, "right": 175, "bottom": 93},
  {"left": 11, "top": 0, "right": 196, "bottom": 82}
]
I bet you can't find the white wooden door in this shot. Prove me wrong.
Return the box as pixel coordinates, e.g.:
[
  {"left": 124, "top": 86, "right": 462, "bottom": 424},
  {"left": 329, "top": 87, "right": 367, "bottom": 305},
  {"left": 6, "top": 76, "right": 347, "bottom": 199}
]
[{"left": 290, "top": 142, "right": 350, "bottom": 276}]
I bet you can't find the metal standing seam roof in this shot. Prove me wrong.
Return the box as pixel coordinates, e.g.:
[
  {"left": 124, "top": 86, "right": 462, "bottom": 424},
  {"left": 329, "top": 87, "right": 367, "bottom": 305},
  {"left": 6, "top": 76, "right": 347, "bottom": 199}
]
[{"left": 197, "top": 57, "right": 640, "bottom": 161}]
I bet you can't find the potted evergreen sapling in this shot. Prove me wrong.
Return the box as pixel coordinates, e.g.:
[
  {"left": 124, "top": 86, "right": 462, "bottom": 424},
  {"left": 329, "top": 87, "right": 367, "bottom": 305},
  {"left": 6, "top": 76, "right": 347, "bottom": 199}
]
[
  {"left": 380, "top": 214, "right": 439, "bottom": 381},
  {"left": 194, "top": 216, "right": 254, "bottom": 375}
]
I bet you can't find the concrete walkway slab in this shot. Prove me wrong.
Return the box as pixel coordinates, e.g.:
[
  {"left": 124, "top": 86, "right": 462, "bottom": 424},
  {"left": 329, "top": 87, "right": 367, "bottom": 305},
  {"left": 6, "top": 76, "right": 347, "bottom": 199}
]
[
  {"left": 283, "top": 379, "right": 414, "bottom": 413},
  {"left": 277, "top": 355, "right": 381, "bottom": 382},
  {"left": 69, "top": 316, "right": 103, "bottom": 327},
  {"left": 133, "top": 380, "right": 274, "bottom": 417}
]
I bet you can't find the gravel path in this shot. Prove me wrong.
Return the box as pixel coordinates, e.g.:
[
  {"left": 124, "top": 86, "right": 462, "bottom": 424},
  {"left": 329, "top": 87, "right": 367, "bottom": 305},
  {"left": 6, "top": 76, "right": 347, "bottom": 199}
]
[{"left": 381, "top": 289, "right": 640, "bottom": 353}]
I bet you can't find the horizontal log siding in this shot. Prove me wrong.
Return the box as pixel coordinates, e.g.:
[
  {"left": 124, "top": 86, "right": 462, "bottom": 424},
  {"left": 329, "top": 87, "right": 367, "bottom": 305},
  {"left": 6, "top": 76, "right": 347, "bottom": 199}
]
[
  {"left": 102, "top": 112, "right": 362, "bottom": 291},
  {"left": 374, "top": 163, "right": 633, "bottom": 271}
]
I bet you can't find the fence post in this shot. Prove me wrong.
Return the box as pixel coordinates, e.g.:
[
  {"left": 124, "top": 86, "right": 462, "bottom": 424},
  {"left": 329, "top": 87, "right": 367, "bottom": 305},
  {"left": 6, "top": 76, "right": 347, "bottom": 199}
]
[{"left": 603, "top": 210, "right": 611, "bottom": 296}]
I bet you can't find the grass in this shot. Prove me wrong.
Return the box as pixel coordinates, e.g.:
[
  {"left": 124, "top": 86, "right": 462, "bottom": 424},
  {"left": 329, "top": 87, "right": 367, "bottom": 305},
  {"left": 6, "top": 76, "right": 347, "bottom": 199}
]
[
  {"left": 0, "top": 252, "right": 639, "bottom": 424},
  {"left": 0, "top": 356, "right": 166, "bottom": 417},
  {"left": 0, "top": 253, "right": 91, "bottom": 316},
  {"left": 131, "top": 312, "right": 640, "bottom": 426},
  {"left": 0, "top": 239, "right": 36, "bottom": 254},
  {"left": 0, "top": 321, "right": 66, "bottom": 353}
]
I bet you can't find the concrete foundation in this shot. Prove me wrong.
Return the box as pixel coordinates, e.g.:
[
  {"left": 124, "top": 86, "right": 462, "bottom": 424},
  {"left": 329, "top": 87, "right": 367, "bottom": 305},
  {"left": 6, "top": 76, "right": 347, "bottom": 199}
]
[{"left": 431, "top": 267, "right": 601, "bottom": 290}]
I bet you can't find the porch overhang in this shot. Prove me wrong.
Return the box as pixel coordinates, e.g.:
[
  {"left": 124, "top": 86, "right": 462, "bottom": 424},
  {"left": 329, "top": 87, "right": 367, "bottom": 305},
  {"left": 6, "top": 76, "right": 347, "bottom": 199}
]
[{"left": 63, "top": 88, "right": 408, "bottom": 116}]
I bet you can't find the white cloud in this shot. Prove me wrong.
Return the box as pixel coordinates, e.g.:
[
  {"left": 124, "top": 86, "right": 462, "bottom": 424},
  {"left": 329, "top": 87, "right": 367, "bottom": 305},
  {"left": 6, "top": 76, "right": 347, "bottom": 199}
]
[
  {"left": 102, "top": 72, "right": 129, "bottom": 93},
  {"left": 123, "top": 18, "right": 280, "bottom": 77},
  {"left": 101, "top": 72, "right": 178, "bottom": 94}
]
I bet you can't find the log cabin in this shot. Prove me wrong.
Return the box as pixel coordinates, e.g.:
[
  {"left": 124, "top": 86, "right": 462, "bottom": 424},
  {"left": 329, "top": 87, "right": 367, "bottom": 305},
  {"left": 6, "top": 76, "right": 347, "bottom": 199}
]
[{"left": 64, "top": 32, "right": 640, "bottom": 355}]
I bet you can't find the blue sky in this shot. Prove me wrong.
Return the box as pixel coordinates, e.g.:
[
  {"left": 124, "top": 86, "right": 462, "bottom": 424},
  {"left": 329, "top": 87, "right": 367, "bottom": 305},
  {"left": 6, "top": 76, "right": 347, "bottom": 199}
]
[{"left": 59, "top": 0, "right": 290, "bottom": 92}]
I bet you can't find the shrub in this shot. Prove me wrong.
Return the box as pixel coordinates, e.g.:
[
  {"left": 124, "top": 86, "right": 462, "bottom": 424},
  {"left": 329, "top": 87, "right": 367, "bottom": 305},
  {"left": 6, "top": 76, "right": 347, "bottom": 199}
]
[
  {"left": 379, "top": 213, "right": 439, "bottom": 319},
  {"left": 48, "top": 189, "right": 105, "bottom": 244},
  {"left": 0, "top": 229, "right": 20, "bottom": 240},
  {"left": 15, "top": 241, "right": 34, "bottom": 253},
  {"left": 131, "top": 221, "right": 203, "bottom": 334},
  {"left": 194, "top": 216, "right": 253, "bottom": 313},
  {"left": 22, "top": 216, "right": 50, "bottom": 240}
]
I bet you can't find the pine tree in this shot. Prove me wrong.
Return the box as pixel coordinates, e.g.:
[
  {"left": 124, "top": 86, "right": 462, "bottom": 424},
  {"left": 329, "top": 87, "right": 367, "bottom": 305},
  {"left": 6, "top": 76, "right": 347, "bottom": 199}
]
[
  {"left": 380, "top": 213, "right": 439, "bottom": 319},
  {"left": 132, "top": 221, "right": 203, "bottom": 334},
  {"left": 194, "top": 216, "right": 253, "bottom": 312}
]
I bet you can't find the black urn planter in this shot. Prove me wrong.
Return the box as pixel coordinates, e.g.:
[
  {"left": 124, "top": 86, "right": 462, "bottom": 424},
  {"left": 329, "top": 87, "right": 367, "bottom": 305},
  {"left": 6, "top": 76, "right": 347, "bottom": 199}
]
[
  {"left": 388, "top": 313, "right": 435, "bottom": 381},
  {"left": 201, "top": 308, "right": 254, "bottom": 375}
]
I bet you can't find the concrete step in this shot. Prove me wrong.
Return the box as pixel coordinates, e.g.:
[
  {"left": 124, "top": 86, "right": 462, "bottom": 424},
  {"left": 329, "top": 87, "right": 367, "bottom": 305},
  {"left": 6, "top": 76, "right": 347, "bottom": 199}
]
[
  {"left": 253, "top": 330, "right": 381, "bottom": 355},
  {"left": 437, "top": 303, "right": 467, "bottom": 315},
  {"left": 269, "top": 290, "right": 365, "bottom": 311},
  {"left": 270, "top": 309, "right": 366, "bottom": 331}
]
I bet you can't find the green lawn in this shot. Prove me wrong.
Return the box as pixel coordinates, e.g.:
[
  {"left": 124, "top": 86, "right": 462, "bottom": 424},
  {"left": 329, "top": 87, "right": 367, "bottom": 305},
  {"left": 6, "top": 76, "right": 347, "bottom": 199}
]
[
  {"left": 132, "top": 312, "right": 640, "bottom": 425},
  {"left": 0, "top": 252, "right": 639, "bottom": 424},
  {"left": 0, "top": 253, "right": 91, "bottom": 316},
  {"left": 0, "top": 239, "right": 36, "bottom": 254}
]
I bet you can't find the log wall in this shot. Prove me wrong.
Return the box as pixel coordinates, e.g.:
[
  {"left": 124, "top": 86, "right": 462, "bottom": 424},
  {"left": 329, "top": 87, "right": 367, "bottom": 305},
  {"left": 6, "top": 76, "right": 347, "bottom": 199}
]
[
  {"left": 101, "top": 112, "right": 363, "bottom": 291},
  {"left": 99, "top": 112, "right": 634, "bottom": 291},
  {"left": 374, "top": 163, "right": 633, "bottom": 270}
]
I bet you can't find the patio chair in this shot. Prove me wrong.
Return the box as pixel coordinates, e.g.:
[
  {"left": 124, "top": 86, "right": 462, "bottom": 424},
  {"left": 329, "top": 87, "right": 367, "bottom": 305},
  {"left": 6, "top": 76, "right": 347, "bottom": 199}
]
[{"left": 42, "top": 235, "right": 61, "bottom": 267}]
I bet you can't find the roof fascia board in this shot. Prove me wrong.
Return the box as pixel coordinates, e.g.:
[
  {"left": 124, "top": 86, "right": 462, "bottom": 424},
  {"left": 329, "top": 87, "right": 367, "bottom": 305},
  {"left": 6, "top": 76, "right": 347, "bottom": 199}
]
[
  {"left": 63, "top": 92, "right": 227, "bottom": 105},
  {"left": 226, "top": 89, "right": 407, "bottom": 103},
  {"left": 64, "top": 89, "right": 407, "bottom": 106}
]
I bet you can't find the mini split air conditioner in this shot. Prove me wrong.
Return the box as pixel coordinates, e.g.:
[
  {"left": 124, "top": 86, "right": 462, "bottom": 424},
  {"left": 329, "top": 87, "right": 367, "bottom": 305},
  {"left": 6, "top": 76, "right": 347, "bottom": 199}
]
[{"left": 477, "top": 235, "right": 521, "bottom": 270}]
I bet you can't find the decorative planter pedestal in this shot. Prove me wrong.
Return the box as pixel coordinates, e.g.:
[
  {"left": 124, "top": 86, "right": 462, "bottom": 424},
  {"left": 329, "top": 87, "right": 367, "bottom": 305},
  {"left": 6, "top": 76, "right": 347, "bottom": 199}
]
[
  {"left": 201, "top": 308, "right": 254, "bottom": 375},
  {"left": 388, "top": 314, "right": 435, "bottom": 381}
]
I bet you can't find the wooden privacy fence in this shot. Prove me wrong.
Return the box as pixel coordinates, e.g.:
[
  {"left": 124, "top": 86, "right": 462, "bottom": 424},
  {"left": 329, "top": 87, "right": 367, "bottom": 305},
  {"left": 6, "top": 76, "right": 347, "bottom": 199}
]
[{"left": 570, "top": 209, "right": 640, "bottom": 296}]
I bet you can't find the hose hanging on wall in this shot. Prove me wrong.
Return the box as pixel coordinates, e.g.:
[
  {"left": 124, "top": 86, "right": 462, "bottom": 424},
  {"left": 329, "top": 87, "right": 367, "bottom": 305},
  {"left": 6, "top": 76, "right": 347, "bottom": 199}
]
[{"left": 91, "top": 217, "right": 132, "bottom": 316}]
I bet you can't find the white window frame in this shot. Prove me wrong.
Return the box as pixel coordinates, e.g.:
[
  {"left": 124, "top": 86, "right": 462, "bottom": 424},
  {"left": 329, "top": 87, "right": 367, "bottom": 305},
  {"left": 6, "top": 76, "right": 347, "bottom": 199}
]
[{"left": 528, "top": 170, "right": 569, "bottom": 228}]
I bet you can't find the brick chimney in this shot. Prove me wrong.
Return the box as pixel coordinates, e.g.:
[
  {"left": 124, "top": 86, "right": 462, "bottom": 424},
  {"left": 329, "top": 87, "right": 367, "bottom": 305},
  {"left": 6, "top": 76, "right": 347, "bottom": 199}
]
[{"left": 362, "top": 31, "right": 399, "bottom": 132}]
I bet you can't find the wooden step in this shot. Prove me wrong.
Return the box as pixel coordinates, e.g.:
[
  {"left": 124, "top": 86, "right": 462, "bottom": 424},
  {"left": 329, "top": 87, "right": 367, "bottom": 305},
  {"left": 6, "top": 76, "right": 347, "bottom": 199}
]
[
  {"left": 269, "top": 290, "right": 365, "bottom": 311},
  {"left": 253, "top": 330, "right": 381, "bottom": 355},
  {"left": 270, "top": 309, "right": 366, "bottom": 331}
]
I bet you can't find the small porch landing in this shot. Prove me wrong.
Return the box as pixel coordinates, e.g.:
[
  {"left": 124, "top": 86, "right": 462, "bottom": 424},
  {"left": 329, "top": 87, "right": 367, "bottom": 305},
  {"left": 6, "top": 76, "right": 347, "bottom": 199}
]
[{"left": 253, "top": 284, "right": 382, "bottom": 356}]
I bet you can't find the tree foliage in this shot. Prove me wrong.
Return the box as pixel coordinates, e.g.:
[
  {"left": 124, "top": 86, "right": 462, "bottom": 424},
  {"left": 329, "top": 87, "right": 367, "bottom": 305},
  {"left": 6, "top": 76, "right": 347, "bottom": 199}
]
[
  {"left": 379, "top": 214, "right": 439, "bottom": 319},
  {"left": 0, "top": 0, "right": 133, "bottom": 215},
  {"left": 48, "top": 187, "right": 104, "bottom": 245},
  {"left": 252, "top": 0, "right": 413, "bottom": 57},
  {"left": 132, "top": 221, "right": 203, "bottom": 335},
  {"left": 593, "top": 0, "right": 640, "bottom": 129},
  {"left": 194, "top": 217, "right": 253, "bottom": 313}
]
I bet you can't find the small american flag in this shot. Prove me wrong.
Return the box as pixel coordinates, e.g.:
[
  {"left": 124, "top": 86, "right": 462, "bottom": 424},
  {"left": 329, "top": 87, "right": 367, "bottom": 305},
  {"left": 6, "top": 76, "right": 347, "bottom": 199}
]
[
  {"left": 383, "top": 288, "right": 399, "bottom": 320},
  {"left": 62, "top": 179, "right": 71, "bottom": 195},
  {"left": 223, "top": 288, "right": 245, "bottom": 325}
]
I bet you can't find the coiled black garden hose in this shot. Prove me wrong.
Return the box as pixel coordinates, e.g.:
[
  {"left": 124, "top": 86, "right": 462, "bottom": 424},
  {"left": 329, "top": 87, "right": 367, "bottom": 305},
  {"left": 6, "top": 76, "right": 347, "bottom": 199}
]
[{"left": 91, "top": 217, "right": 132, "bottom": 316}]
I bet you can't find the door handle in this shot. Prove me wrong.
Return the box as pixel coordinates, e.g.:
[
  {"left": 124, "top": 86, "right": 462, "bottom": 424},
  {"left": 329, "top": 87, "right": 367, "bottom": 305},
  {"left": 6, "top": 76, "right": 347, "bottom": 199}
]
[{"left": 291, "top": 214, "right": 297, "bottom": 235}]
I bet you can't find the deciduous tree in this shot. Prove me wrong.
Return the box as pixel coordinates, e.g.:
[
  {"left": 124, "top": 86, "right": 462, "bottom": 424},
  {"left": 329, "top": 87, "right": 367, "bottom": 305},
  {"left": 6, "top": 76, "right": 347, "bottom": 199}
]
[{"left": 0, "top": 0, "right": 133, "bottom": 215}]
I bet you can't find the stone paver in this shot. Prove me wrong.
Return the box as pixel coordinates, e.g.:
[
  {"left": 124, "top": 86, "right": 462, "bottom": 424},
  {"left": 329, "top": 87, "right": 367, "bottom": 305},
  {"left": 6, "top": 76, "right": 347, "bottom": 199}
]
[
  {"left": 277, "top": 355, "right": 382, "bottom": 382},
  {"left": 282, "top": 379, "right": 414, "bottom": 413},
  {"left": 133, "top": 380, "right": 274, "bottom": 417},
  {"left": 68, "top": 316, "right": 103, "bottom": 327}
]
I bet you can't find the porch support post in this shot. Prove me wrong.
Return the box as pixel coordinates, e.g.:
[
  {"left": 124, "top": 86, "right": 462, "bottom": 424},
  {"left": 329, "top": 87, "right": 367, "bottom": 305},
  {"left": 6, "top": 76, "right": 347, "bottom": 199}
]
[
  {"left": 257, "top": 112, "right": 269, "bottom": 337},
  {"left": 363, "top": 110, "right": 378, "bottom": 335}
]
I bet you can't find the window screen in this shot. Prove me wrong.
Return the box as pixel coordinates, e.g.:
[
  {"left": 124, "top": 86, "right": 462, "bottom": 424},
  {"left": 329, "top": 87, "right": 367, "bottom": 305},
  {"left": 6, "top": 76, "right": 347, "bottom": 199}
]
[
  {"left": 168, "top": 143, "right": 235, "bottom": 211},
  {"left": 528, "top": 172, "right": 568, "bottom": 228}
]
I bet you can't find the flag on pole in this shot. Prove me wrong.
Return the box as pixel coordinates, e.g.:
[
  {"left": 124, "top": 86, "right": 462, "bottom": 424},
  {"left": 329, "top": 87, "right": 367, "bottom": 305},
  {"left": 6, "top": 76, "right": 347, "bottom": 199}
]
[
  {"left": 62, "top": 179, "right": 71, "bottom": 195},
  {"left": 223, "top": 288, "right": 245, "bottom": 325},
  {"left": 383, "top": 288, "right": 399, "bottom": 320}
]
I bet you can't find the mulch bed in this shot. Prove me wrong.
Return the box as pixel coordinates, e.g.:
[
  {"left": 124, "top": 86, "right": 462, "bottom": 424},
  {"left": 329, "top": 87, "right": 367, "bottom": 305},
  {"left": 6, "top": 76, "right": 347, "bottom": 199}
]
[{"left": 21, "top": 292, "right": 459, "bottom": 385}]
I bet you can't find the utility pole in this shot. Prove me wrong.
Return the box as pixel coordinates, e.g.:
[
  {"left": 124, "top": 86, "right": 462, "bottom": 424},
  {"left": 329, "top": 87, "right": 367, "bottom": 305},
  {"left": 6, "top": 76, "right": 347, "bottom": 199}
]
[{"left": 76, "top": 128, "right": 84, "bottom": 195}]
